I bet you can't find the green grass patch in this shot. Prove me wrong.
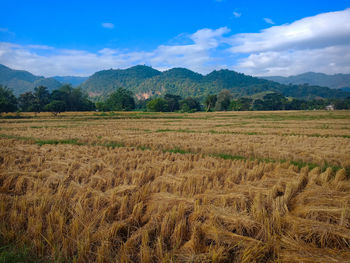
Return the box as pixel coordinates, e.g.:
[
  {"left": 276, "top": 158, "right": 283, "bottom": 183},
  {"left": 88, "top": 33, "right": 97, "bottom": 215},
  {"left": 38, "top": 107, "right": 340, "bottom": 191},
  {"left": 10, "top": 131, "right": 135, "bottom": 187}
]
[
  {"left": 163, "top": 148, "right": 192, "bottom": 154},
  {"left": 0, "top": 235, "right": 45, "bottom": 263},
  {"left": 0, "top": 134, "right": 33, "bottom": 141},
  {"left": 137, "top": 145, "right": 152, "bottom": 151},
  {"left": 98, "top": 141, "right": 125, "bottom": 148},
  {"left": 156, "top": 128, "right": 195, "bottom": 133},
  {"left": 210, "top": 153, "right": 246, "bottom": 160},
  {"left": 35, "top": 138, "right": 84, "bottom": 146}
]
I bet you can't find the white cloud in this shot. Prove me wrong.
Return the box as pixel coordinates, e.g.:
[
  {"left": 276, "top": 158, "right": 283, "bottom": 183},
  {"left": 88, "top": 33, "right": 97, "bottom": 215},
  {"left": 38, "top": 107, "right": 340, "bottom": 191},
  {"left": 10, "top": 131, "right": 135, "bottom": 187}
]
[
  {"left": 229, "top": 8, "right": 350, "bottom": 76},
  {"left": 233, "top": 12, "right": 241, "bottom": 18},
  {"left": 27, "top": 45, "right": 54, "bottom": 50},
  {"left": 234, "top": 45, "right": 350, "bottom": 76},
  {"left": 102, "top": 23, "right": 114, "bottom": 29},
  {"left": 231, "top": 8, "right": 350, "bottom": 53},
  {"left": 0, "top": 27, "right": 228, "bottom": 76},
  {"left": 263, "top": 18, "right": 274, "bottom": 24}
]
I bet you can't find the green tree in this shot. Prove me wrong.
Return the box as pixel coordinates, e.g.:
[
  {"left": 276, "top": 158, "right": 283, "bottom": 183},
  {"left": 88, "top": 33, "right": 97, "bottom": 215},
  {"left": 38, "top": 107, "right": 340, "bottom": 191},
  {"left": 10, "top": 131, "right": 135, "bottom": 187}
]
[
  {"left": 95, "top": 102, "right": 109, "bottom": 112},
  {"left": 164, "top": 94, "right": 182, "bottom": 112},
  {"left": 54, "top": 85, "right": 94, "bottom": 111},
  {"left": 205, "top": 94, "right": 217, "bottom": 112},
  {"left": 215, "top": 90, "right": 232, "bottom": 111},
  {"left": 105, "top": 87, "right": 135, "bottom": 111},
  {"left": 230, "top": 98, "right": 253, "bottom": 111},
  {"left": 33, "top": 86, "right": 50, "bottom": 112},
  {"left": 0, "top": 85, "right": 17, "bottom": 113},
  {"left": 180, "top": 97, "right": 201, "bottom": 112},
  {"left": 262, "top": 93, "right": 287, "bottom": 110},
  {"left": 146, "top": 98, "right": 169, "bottom": 112},
  {"left": 18, "top": 92, "right": 36, "bottom": 112},
  {"left": 135, "top": 98, "right": 152, "bottom": 111},
  {"left": 252, "top": 99, "right": 265, "bottom": 111},
  {"left": 44, "top": 100, "right": 66, "bottom": 116}
]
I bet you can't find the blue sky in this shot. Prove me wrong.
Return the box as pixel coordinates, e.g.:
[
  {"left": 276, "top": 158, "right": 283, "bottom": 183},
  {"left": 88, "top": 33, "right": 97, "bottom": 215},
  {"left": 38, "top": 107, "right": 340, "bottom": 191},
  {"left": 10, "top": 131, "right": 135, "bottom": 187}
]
[{"left": 1, "top": 0, "right": 350, "bottom": 76}]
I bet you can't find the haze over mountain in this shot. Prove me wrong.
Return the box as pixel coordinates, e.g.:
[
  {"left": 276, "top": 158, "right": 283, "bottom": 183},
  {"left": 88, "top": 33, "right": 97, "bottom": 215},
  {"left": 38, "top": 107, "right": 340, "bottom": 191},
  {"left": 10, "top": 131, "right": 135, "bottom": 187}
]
[
  {"left": 0, "top": 64, "right": 62, "bottom": 96},
  {"left": 262, "top": 72, "right": 350, "bottom": 90},
  {"left": 0, "top": 64, "right": 89, "bottom": 95},
  {"left": 53, "top": 76, "right": 88, "bottom": 87},
  {"left": 80, "top": 65, "right": 350, "bottom": 100}
]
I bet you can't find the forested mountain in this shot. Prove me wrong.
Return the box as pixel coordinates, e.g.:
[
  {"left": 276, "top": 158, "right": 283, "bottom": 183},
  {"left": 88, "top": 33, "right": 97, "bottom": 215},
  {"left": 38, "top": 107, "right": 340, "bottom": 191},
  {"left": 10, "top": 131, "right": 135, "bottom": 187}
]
[
  {"left": 53, "top": 76, "right": 88, "bottom": 86},
  {"left": 81, "top": 65, "right": 161, "bottom": 99},
  {"left": 0, "top": 64, "right": 62, "bottom": 95},
  {"left": 81, "top": 66, "right": 350, "bottom": 100},
  {"left": 263, "top": 72, "right": 350, "bottom": 90},
  {"left": 2, "top": 63, "right": 350, "bottom": 100}
]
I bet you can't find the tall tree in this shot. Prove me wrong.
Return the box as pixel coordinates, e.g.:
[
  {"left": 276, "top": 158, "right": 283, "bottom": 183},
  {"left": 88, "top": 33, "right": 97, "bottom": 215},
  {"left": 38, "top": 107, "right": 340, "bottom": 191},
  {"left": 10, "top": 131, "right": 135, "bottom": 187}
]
[
  {"left": 18, "top": 92, "right": 36, "bottom": 112},
  {"left": 44, "top": 100, "right": 66, "bottom": 116},
  {"left": 0, "top": 85, "right": 17, "bottom": 113},
  {"left": 263, "top": 93, "right": 287, "bottom": 110},
  {"left": 164, "top": 94, "right": 182, "bottom": 112},
  {"left": 205, "top": 94, "right": 217, "bottom": 112},
  {"left": 33, "top": 86, "right": 50, "bottom": 112},
  {"left": 215, "top": 90, "right": 232, "bottom": 111},
  {"left": 180, "top": 97, "right": 201, "bottom": 112},
  {"left": 105, "top": 87, "right": 135, "bottom": 111},
  {"left": 146, "top": 98, "right": 168, "bottom": 112}
]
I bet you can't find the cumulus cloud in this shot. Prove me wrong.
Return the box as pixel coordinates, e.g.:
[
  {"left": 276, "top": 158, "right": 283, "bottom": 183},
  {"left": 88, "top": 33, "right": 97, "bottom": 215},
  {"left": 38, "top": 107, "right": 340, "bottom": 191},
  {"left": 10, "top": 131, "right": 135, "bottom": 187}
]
[
  {"left": 231, "top": 8, "right": 350, "bottom": 76},
  {"left": 234, "top": 45, "right": 350, "bottom": 76},
  {"left": 102, "top": 23, "right": 114, "bottom": 29},
  {"left": 263, "top": 18, "right": 274, "bottom": 24},
  {"left": 231, "top": 9, "right": 350, "bottom": 53},
  {"left": 0, "top": 27, "right": 228, "bottom": 76}
]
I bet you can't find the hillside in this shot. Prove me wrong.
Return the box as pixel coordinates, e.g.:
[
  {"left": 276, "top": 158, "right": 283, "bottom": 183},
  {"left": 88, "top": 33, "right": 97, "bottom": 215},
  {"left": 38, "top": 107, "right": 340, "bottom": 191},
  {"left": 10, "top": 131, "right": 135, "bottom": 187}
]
[
  {"left": 0, "top": 64, "right": 62, "bottom": 95},
  {"left": 2, "top": 63, "right": 350, "bottom": 100},
  {"left": 80, "top": 66, "right": 350, "bottom": 100},
  {"left": 81, "top": 65, "right": 161, "bottom": 99},
  {"left": 263, "top": 72, "right": 350, "bottom": 90}
]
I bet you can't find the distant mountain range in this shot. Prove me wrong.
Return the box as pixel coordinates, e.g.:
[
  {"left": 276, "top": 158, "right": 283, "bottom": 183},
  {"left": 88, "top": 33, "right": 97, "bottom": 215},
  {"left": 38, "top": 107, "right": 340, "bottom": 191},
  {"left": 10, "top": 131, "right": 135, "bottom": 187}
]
[
  {"left": 0, "top": 64, "right": 62, "bottom": 96},
  {"left": 81, "top": 65, "right": 350, "bottom": 100},
  {"left": 0, "top": 64, "right": 87, "bottom": 96},
  {"left": 1, "top": 64, "right": 350, "bottom": 100},
  {"left": 262, "top": 72, "right": 350, "bottom": 90}
]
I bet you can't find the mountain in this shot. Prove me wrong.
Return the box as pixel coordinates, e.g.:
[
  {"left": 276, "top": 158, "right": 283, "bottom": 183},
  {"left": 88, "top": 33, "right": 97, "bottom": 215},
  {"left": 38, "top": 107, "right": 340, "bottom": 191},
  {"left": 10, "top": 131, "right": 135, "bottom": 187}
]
[
  {"left": 262, "top": 72, "right": 350, "bottom": 90},
  {"left": 53, "top": 76, "right": 88, "bottom": 86},
  {"left": 81, "top": 65, "right": 161, "bottom": 99},
  {"left": 80, "top": 66, "right": 350, "bottom": 100},
  {"left": 2, "top": 63, "right": 350, "bottom": 100},
  {"left": 340, "top": 87, "right": 350, "bottom": 92},
  {"left": 0, "top": 64, "right": 62, "bottom": 95}
]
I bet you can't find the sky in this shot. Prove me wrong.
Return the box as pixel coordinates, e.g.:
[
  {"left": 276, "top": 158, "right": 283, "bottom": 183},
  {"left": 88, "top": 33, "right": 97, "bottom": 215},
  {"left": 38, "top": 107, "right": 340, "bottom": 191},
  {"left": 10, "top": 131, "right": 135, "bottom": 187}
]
[{"left": 1, "top": 0, "right": 350, "bottom": 77}]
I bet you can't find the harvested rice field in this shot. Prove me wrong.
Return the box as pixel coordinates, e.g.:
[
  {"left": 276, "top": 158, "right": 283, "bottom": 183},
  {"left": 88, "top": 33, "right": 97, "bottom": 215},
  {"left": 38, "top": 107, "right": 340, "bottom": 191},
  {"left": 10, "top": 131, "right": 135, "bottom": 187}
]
[{"left": 1, "top": 110, "right": 350, "bottom": 262}]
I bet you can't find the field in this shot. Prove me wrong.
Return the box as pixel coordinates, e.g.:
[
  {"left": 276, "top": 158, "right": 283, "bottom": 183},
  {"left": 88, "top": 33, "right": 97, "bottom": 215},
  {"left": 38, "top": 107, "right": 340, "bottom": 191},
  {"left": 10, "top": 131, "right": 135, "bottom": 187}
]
[{"left": 1, "top": 110, "right": 350, "bottom": 262}]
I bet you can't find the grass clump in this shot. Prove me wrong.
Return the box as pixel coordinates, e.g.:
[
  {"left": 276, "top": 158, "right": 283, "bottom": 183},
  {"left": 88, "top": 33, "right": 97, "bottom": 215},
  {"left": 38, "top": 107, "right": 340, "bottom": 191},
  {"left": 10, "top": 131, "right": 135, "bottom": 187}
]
[{"left": 35, "top": 138, "right": 84, "bottom": 146}]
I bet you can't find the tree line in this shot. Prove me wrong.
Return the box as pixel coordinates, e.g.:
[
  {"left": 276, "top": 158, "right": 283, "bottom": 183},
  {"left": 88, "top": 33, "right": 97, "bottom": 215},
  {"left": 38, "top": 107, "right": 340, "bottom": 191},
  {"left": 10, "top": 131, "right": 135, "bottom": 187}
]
[
  {"left": 0, "top": 84, "right": 95, "bottom": 114},
  {"left": 1, "top": 85, "right": 350, "bottom": 114}
]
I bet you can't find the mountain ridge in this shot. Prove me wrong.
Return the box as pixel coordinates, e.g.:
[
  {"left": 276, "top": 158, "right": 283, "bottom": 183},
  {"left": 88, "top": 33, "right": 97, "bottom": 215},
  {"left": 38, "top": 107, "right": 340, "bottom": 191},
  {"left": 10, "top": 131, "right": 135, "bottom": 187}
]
[
  {"left": 262, "top": 72, "right": 350, "bottom": 90},
  {"left": 1, "top": 64, "right": 350, "bottom": 100},
  {"left": 80, "top": 66, "right": 350, "bottom": 100},
  {"left": 0, "top": 64, "right": 62, "bottom": 95}
]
